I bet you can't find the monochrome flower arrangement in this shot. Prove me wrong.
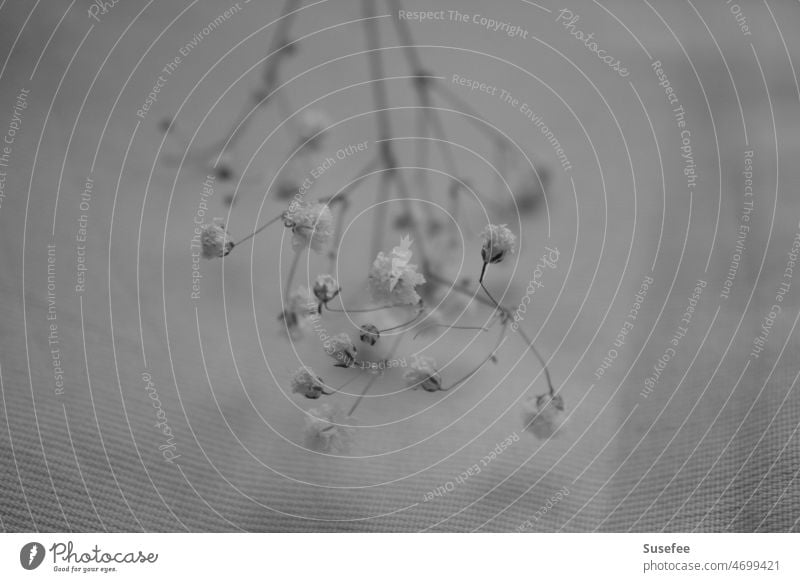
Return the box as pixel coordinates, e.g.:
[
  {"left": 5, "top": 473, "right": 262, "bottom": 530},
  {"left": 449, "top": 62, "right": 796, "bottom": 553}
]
[{"left": 165, "top": 0, "right": 564, "bottom": 456}]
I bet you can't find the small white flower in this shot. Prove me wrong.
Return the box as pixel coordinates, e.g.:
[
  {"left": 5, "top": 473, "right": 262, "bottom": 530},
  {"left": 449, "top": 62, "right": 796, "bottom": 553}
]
[
  {"left": 304, "top": 403, "right": 355, "bottom": 453},
  {"left": 480, "top": 224, "right": 517, "bottom": 264},
  {"left": 297, "top": 109, "right": 331, "bottom": 146},
  {"left": 404, "top": 355, "right": 444, "bottom": 392},
  {"left": 290, "top": 367, "right": 327, "bottom": 399},
  {"left": 521, "top": 393, "right": 565, "bottom": 439},
  {"left": 326, "top": 332, "right": 357, "bottom": 368},
  {"left": 284, "top": 201, "right": 334, "bottom": 253},
  {"left": 313, "top": 274, "right": 340, "bottom": 304},
  {"left": 200, "top": 221, "right": 234, "bottom": 259},
  {"left": 278, "top": 286, "right": 315, "bottom": 339},
  {"left": 368, "top": 235, "right": 426, "bottom": 306}
]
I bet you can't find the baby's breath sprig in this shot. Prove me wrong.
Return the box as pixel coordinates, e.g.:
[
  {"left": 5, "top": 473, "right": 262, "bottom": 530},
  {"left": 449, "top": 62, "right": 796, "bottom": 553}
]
[{"left": 162, "top": 0, "right": 302, "bottom": 172}]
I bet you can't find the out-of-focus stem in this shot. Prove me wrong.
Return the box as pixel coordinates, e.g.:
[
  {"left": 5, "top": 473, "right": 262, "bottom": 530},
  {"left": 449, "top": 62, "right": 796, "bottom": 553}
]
[
  {"left": 284, "top": 248, "right": 302, "bottom": 300},
  {"left": 233, "top": 212, "right": 283, "bottom": 246},
  {"left": 327, "top": 197, "right": 349, "bottom": 272},
  {"left": 443, "top": 321, "right": 508, "bottom": 391},
  {"left": 516, "top": 325, "right": 555, "bottom": 396},
  {"left": 348, "top": 333, "right": 403, "bottom": 416}
]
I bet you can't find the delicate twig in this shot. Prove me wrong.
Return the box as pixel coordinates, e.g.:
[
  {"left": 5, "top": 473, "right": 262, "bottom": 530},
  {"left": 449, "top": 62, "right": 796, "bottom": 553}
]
[
  {"left": 442, "top": 320, "right": 508, "bottom": 391},
  {"left": 324, "top": 302, "right": 397, "bottom": 314},
  {"left": 165, "top": 0, "right": 300, "bottom": 164},
  {"left": 284, "top": 248, "right": 302, "bottom": 300},
  {"left": 516, "top": 325, "right": 555, "bottom": 396},
  {"left": 413, "top": 323, "right": 489, "bottom": 340},
  {"left": 321, "top": 369, "right": 362, "bottom": 395},
  {"left": 327, "top": 197, "right": 349, "bottom": 272},
  {"left": 348, "top": 333, "right": 403, "bottom": 416},
  {"left": 424, "top": 270, "right": 509, "bottom": 314},
  {"left": 478, "top": 261, "right": 505, "bottom": 312},
  {"left": 378, "top": 304, "right": 424, "bottom": 333},
  {"left": 430, "top": 80, "right": 503, "bottom": 143},
  {"left": 233, "top": 212, "right": 283, "bottom": 246},
  {"left": 370, "top": 172, "right": 393, "bottom": 265}
]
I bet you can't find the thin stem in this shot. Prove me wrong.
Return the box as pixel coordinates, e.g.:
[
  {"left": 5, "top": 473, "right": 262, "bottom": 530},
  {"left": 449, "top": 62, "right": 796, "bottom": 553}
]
[
  {"left": 363, "top": 0, "right": 391, "bottom": 142},
  {"left": 392, "top": 169, "right": 431, "bottom": 271},
  {"left": 442, "top": 321, "right": 508, "bottom": 391},
  {"left": 348, "top": 333, "right": 403, "bottom": 416},
  {"left": 170, "top": 0, "right": 300, "bottom": 163},
  {"left": 233, "top": 212, "right": 283, "bottom": 246},
  {"left": 378, "top": 305, "right": 424, "bottom": 333},
  {"left": 431, "top": 80, "right": 503, "bottom": 143},
  {"left": 370, "top": 172, "right": 392, "bottom": 265},
  {"left": 284, "top": 249, "right": 302, "bottom": 300},
  {"left": 327, "top": 197, "right": 349, "bottom": 272},
  {"left": 478, "top": 261, "right": 505, "bottom": 312},
  {"left": 386, "top": 0, "right": 425, "bottom": 73},
  {"left": 325, "top": 302, "right": 396, "bottom": 314},
  {"left": 516, "top": 325, "right": 554, "bottom": 396},
  {"left": 413, "top": 323, "right": 488, "bottom": 340},
  {"left": 425, "top": 270, "right": 507, "bottom": 313},
  {"left": 321, "top": 370, "right": 362, "bottom": 395}
]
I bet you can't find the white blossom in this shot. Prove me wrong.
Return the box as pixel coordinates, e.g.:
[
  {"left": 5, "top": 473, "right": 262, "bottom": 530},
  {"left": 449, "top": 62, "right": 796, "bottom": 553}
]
[
  {"left": 284, "top": 202, "right": 334, "bottom": 253},
  {"left": 326, "top": 332, "right": 357, "bottom": 368},
  {"left": 304, "top": 403, "right": 355, "bottom": 453},
  {"left": 278, "top": 286, "right": 315, "bottom": 339},
  {"left": 368, "top": 235, "right": 426, "bottom": 306},
  {"left": 290, "top": 367, "right": 327, "bottom": 399},
  {"left": 480, "top": 224, "right": 517, "bottom": 264},
  {"left": 200, "top": 221, "right": 234, "bottom": 259},
  {"left": 521, "top": 393, "right": 565, "bottom": 439},
  {"left": 404, "top": 355, "right": 443, "bottom": 392},
  {"left": 313, "top": 274, "right": 340, "bottom": 304}
]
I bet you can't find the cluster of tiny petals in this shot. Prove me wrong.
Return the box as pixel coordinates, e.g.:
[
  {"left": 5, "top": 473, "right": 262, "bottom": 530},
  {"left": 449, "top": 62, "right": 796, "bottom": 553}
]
[
  {"left": 303, "top": 402, "right": 355, "bottom": 453},
  {"left": 313, "top": 274, "right": 340, "bottom": 304},
  {"left": 290, "top": 367, "right": 327, "bottom": 399},
  {"left": 200, "top": 221, "right": 234, "bottom": 259},
  {"left": 284, "top": 201, "right": 334, "bottom": 253},
  {"left": 368, "top": 235, "right": 426, "bottom": 306},
  {"left": 403, "top": 355, "right": 444, "bottom": 392},
  {"left": 480, "top": 224, "right": 517, "bottom": 264},
  {"left": 278, "top": 286, "right": 315, "bottom": 338},
  {"left": 521, "top": 393, "right": 565, "bottom": 439},
  {"left": 327, "top": 332, "right": 357, "bottom": 367}
]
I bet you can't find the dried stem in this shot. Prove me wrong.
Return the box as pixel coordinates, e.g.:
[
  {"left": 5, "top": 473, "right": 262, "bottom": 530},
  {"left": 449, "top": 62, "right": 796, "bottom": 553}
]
[
  {"left": 348, "top": 333, "right": 404, "bottom": 416},
  {"left": 516, "top": 325, "right": 555, "bottom": 396},
  {"left": 443, "top": 321, "right": 508, "bottom": 391},
  {"left": 378, "top": 303, "right": 425, "bottom": 333},
  {"left": 284, "top": 248, "right": 302, "bottom": 300},
  {"left": 233, "top": 212, "right": 283, "bottom": 247}
]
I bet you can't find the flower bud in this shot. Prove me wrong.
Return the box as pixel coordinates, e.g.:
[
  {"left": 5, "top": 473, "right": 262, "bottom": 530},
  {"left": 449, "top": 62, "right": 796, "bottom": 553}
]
[
  {"left": 290, "top": 367, "right": 327, "bottom": 399},
  {"left": 480, "top": 224, "right": 517, "bottom": 264},
  {"left": 359, "top": 324, "right": 380, "bottom": 346},
  {"left": 313, "top": 274, "right": 340, "bottom": 304},
  {"left": 404, "top": 356, "right": 443, "bottom": 392},
  {"left": 200, "top": 221, "right": 234, "bottom": 259},
  {"left": 327, "top": 333, "right": 357, "bottom": 368}
]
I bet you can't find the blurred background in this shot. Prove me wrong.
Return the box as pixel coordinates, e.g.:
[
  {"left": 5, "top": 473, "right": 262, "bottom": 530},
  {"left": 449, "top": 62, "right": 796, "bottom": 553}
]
[{"left": 0, "top": 0, "right": 798, "bottom": 532}]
